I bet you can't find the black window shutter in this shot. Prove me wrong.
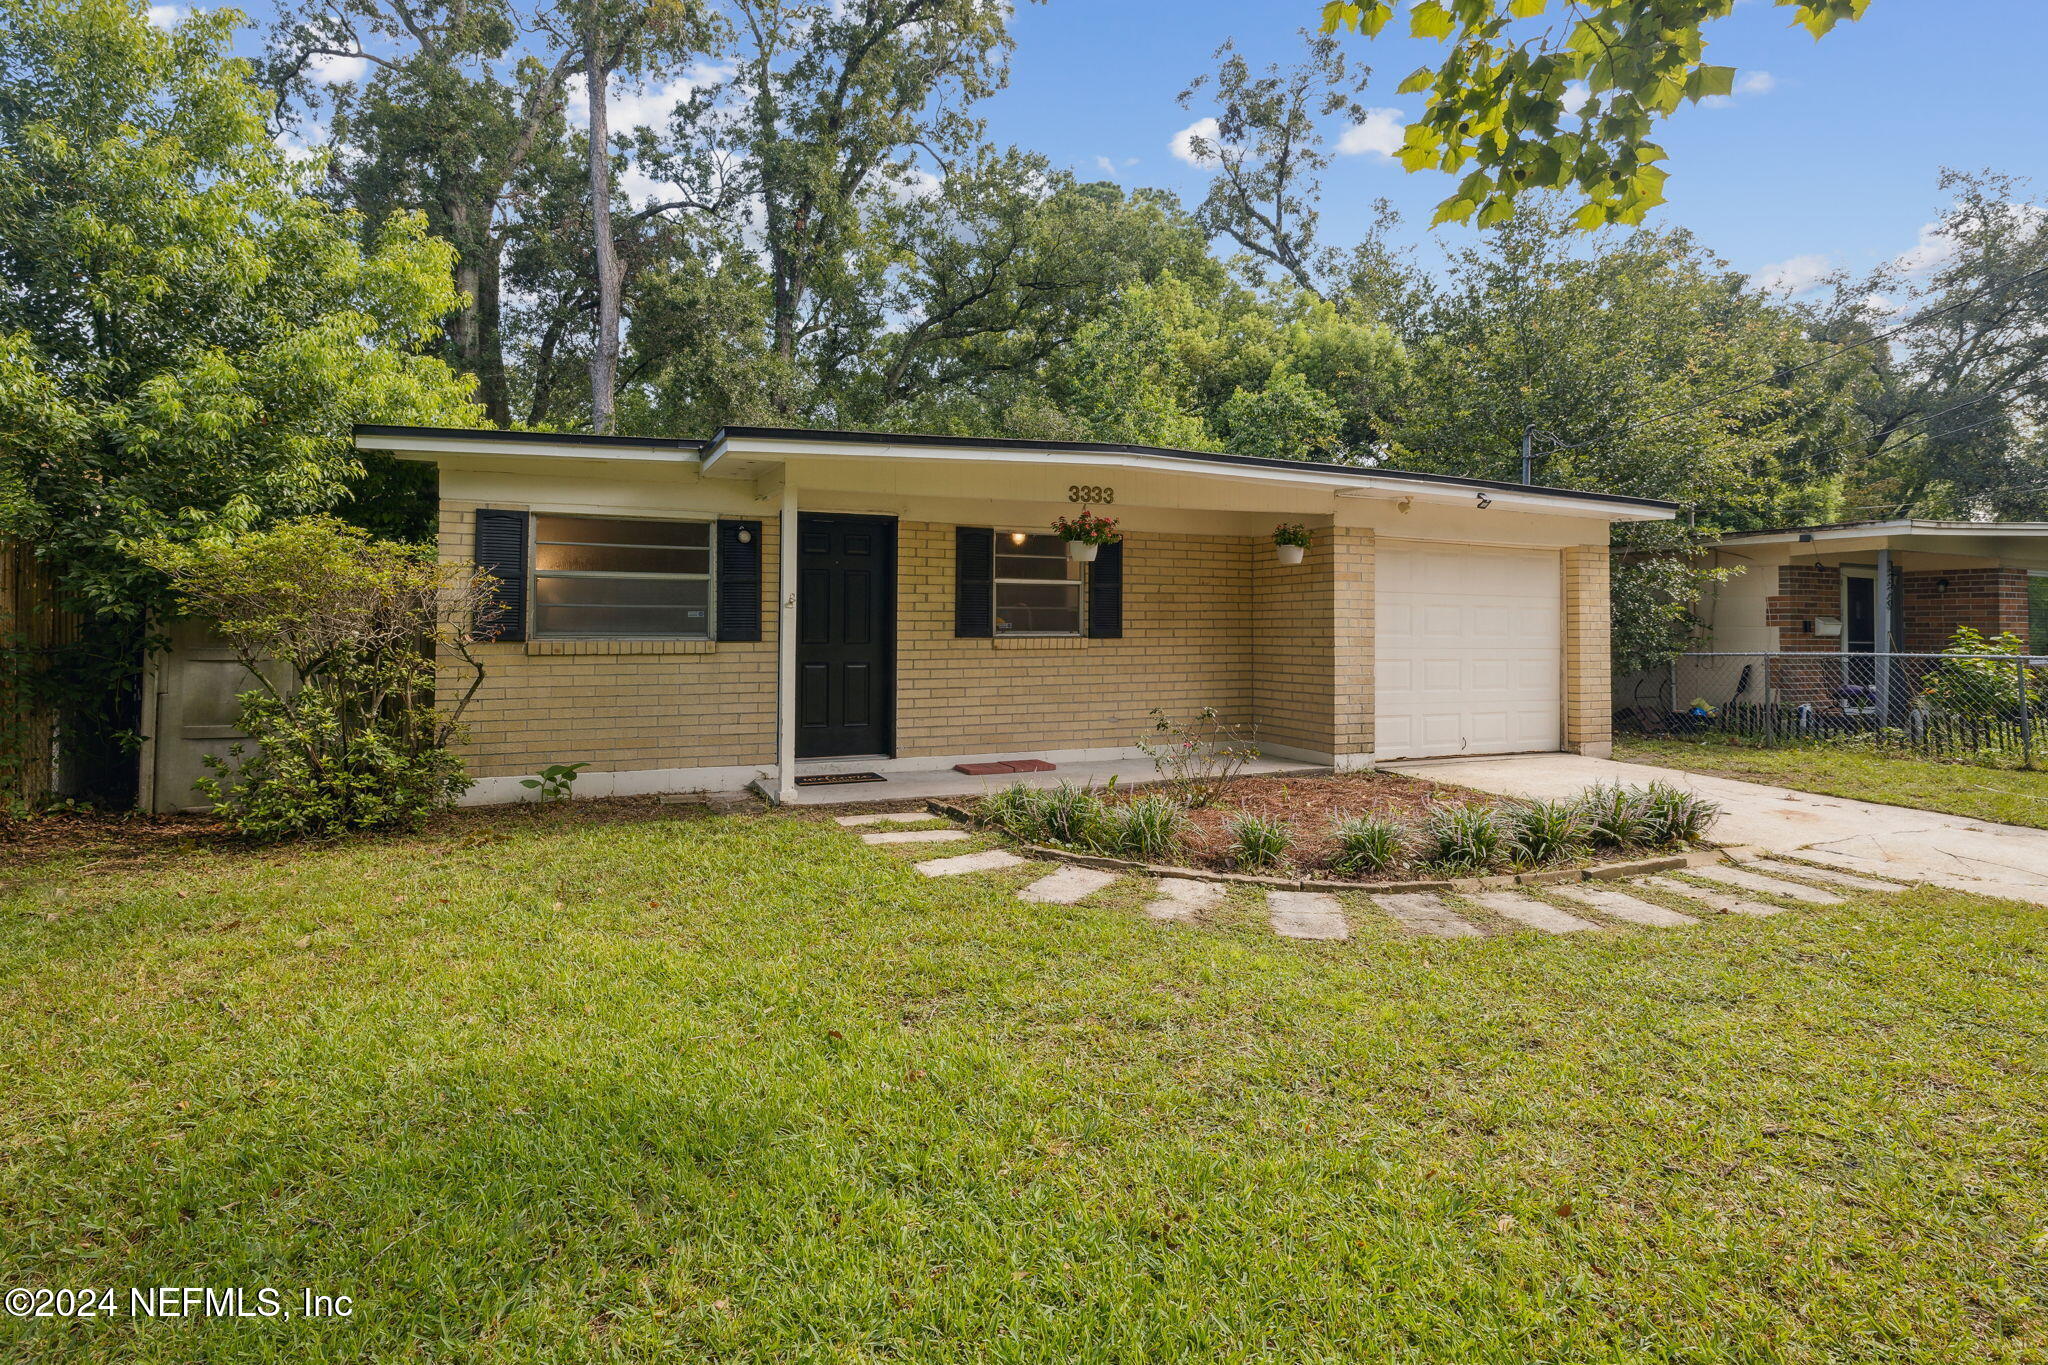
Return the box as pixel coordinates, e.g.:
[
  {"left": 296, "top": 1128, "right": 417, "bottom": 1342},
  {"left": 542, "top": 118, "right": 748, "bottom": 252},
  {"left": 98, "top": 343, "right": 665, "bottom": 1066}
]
[
  {"left": 955, "top": 526, "right": 994, "bottom": 638},
  {"left": 474, "top": 508, "right": 528, "bottom": 642},
  {"left": 716, "top": 519, "right": 763, "bottom": 642},
  {"left": 1087, "top": 539, "right": 1123, "bottom": 639}
]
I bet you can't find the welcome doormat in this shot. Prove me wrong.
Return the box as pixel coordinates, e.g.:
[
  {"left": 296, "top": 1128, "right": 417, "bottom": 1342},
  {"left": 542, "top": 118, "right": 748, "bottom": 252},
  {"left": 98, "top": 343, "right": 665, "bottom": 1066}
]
[{"left": 793, "top": 772, "right": 886, "bottom": 787}]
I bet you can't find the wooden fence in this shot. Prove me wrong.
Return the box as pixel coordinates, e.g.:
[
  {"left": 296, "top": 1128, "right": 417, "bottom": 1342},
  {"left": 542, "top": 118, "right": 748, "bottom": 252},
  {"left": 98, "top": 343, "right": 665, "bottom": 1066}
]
[{"left": 0, "top": 543, "right": 78, "bottom": 805}]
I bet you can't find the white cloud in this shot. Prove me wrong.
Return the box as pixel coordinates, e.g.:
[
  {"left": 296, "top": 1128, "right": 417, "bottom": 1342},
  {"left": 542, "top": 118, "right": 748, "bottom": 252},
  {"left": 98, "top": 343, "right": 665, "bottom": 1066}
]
[
  {"left": 1704, "top": 69, "right": 1777, "bottom": 109},
  {"left": 306, "top": 51, "right": 367, "bottom": 85},
  {"left": 1336, "top": 107, "right": 1406, "bottom": 159},
  {"left": 1754, "top": 253, "right": 1833, "bottom": 295},
  {"left": 1170, "top": 116, "right": 1223, "bottom": 167},
  {"left": 1092, "top": 154, "right": 1140, "bottom": 179},
  {"left": 566, "top": 63, "right": 734, "bottom": 133},
  {"left": 145, "top": 4, "right": 180, "bottom": 26},
  {"left": 1561, "top": 81, "right": 1591, "bottom": 115},
  {"left": 1893, "top": 220, "right": 1956, "bottom": 276}
]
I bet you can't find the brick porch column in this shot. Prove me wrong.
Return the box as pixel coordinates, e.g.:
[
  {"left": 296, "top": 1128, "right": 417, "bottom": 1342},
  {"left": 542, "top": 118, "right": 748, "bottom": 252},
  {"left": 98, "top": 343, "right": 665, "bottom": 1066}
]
[
  {"left": 1250, "top": 526, "right": 1375, "bottom": 768},
  {"left": 1563, "top": 543, "right": 1612, "bottom": 757}
]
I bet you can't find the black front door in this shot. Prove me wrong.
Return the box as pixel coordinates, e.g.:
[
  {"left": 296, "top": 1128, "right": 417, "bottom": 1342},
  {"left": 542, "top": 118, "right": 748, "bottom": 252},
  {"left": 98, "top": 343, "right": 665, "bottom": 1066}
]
[
  {"left": 1844, "top": 574, "right": 1876, "bottom": 653},
  {"left": 796, "top": 514, "right": 895, "bottom": 759}
]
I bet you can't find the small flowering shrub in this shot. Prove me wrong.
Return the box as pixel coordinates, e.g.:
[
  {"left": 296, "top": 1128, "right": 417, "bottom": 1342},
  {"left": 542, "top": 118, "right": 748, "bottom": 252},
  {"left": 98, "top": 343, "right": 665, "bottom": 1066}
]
[
  {"left": 1050, "top": 507, "right": 1121, "bottom": 545},
  {"left": 1137, "top": 706, "right": 1260, "bottom": 808}
]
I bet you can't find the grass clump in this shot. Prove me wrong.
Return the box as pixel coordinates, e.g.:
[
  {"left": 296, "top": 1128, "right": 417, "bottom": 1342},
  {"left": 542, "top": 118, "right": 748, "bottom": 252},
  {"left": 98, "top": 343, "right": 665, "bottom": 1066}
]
[
  {"left": 1577, "top": 782, "right": 1657, "bottom": 851},
  {"left": 1227, "top": 812, "right": 1291, "bottom": 870},
  {"left": 1504, "top": 798, "right": 1588, "bottom": 868},
  {"left": 1330, "top": 816, "right": 1405, "bottom": 877},
  {"left": 1087, "top": 795, "right": 1188, "bottom": 862},
  {"left": 1418, "top": 804, "right": 1508, "bottom": 875},
  {"left": 1635, "top": 781, "right": 1720, "bottom": 847}
]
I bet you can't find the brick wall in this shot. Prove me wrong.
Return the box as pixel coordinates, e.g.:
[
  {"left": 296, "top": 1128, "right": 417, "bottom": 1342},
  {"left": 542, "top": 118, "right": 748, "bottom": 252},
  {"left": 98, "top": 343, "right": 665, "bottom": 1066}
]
[
  {"left": 1563, "top": 544, "right": 1611, "bottom": 756},
  {"left": 1900, "top": 568, "right": 2030, "bottom": 651},
  {"left": 894, "top": 523, "right": 1254, "bottom": 758},
  {"left": 438, "top": 501, "right": 779, "bottom": 782},
  {"left": 1765, "top": 564, "right": 1843, "bottom": 652},
  {"left": 1250, "top": 528, "right": 1374, "bottom": 762}
]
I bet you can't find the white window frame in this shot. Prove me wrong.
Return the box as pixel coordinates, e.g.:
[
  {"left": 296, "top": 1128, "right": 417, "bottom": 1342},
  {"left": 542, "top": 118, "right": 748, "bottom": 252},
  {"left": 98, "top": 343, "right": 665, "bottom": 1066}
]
[
  {"left": 529, "top": 511, "right": 717, "bottom": 640},
  {"left": 992, "top": 529, "right": 1084, "bottom": 638}
]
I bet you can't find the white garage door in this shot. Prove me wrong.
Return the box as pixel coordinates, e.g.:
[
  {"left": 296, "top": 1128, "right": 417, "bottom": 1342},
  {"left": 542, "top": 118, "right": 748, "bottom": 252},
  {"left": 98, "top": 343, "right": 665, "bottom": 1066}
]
[{"left": 1375, "top": 541, "right": 1563, "bottom": 761}]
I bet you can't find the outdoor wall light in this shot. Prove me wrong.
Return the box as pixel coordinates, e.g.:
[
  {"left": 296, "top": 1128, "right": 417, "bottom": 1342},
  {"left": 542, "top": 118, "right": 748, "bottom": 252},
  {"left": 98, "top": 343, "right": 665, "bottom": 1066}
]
[
  {"left": 737, "top": 527, "right": 753, "bottom": 544},
  {"left": 1936, "top": 577, "right": 1950, "bottom": 591},
  {"left": 1475, "top": 492, "right": 1493, "bottom": 510},
  {"left": 1009, "top": 531, "right": 1027, "bottom": 545}
]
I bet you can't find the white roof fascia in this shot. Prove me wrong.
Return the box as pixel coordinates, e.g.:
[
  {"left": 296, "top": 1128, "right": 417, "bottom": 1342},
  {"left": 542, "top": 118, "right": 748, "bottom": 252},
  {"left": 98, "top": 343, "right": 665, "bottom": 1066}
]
[
  {"left": 355, "top": 432, "right": 698, "bottom": 465},
  {"left": 701, "top": 434, "right": 1672, "bottom": 523}
]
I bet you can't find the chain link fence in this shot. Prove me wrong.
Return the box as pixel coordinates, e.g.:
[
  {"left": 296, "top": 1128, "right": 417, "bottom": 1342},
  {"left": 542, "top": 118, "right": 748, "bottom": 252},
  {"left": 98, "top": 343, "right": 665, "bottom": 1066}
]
[{"left": 1618, "top": 651, "right": 2045, "bottom": 767}]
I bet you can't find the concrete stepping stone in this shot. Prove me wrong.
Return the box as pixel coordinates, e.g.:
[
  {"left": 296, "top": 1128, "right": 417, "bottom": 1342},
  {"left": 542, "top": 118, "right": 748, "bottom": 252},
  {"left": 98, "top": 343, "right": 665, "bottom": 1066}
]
[
  {"left": 914, "top": 849, "right": 1027, "bottom": 877},
  {"left": 1550, "top": 884, "right": 1697, "bottom": 927},
  {"left": 862, "top": 828, "right": 967, "bottom": 846},
  {"left": 1688, "top": 864, "right": 1844, "bottom": 905},
  {"left": 836, "top": 811, "right": 943, "bottom": 827},
  {"left": 1145, "top": 877, "right": 1224, "bottom": 923},
  {"left": 1748, "top": 858, "right": 1908, "bottom": 893},
  {"left": 1637, "top": 875, "right": 1785, "bottom": 918},
  {"left": 1371, "top": 892, "right": 1483, "bottom": 939},
  {"left": 1467, "top": 891, "right": 1602, "bottom": 934},
  {"left": 1019, "top": 865, "right": 1119, "bottom": 905},
  {"left": 1266, "top": 890, "right": 1350, "bottom": 941},
  {"left": 1793, "top": 847, "right": 2046, "bottom": 907}
]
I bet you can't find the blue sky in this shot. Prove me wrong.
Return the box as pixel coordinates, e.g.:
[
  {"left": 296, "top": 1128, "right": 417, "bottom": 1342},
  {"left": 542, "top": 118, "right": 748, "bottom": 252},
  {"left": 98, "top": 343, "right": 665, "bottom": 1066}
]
[
  {"left": 208, "top": 0, "right": 2046, "bottom": 294},
  {"left": 975, "top": 0, "right": 2047, "bottom": 292}
]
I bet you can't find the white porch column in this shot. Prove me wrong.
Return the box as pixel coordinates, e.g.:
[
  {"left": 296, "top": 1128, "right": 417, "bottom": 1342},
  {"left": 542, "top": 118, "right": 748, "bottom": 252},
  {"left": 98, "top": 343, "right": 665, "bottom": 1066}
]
[{"left": 775, "top": 480, "right": 799, "bottom": 803}]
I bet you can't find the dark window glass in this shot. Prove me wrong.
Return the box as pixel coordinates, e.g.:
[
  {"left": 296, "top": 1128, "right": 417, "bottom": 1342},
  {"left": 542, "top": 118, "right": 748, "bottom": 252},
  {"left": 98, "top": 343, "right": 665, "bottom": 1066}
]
[
  {"left": 2029, "top": 575, "right": 2048, "bottom": 653},
  {"left": 993, "top": 531, "right": 1082, "bottom": 635},
  {"left": 531, "top": 515, "right": 712, "bottom": 638}
]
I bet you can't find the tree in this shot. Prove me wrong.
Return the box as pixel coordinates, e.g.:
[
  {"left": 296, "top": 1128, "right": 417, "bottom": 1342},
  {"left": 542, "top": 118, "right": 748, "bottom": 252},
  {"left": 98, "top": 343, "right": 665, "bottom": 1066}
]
[
  {"left": 1319, "top": 0, "right": 1873, "bottom": 228},
  {"left": 1813, "top": 171, "right": 2048, "bottom": 520},
  {"left": 0, "top": 0, "right": 477, "bottom": 801},
  {"left": 694, "top": 0, "right": 1019, "bottom": 403},
  {"left": 535, "top": 0, "right": 716, "bottom": 431},
  {"left": 270, "top": 0, "right": 583, "bottom": 424},
  {"left": 1177, "top": 31, "right": 1367, "bottom": 294}
]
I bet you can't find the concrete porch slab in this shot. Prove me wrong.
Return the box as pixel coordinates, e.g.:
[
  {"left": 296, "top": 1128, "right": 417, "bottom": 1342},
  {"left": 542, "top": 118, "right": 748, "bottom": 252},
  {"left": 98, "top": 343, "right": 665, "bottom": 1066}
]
[{"left": 783, "top": 756, "right": 1323, "bottom": 807}]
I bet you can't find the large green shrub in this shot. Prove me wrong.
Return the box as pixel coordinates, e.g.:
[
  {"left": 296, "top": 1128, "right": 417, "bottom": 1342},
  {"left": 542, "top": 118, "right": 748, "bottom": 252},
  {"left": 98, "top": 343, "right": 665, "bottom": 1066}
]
[{"left": 142, "top": 519, "right": 493, "bottom": 840}]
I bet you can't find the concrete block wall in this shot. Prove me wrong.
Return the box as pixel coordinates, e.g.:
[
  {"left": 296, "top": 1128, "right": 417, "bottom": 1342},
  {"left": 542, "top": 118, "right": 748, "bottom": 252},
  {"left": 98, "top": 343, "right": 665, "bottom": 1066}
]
[
  {"left": 1563, "top": 544, "right": 1611, "bottom": 756},
  {"left": 893, "top": 523, "right": 1254, "bottom": 758},
  {"left": 438, "top": 501, "right": 778, "bottom": 782},
  {"left": 1249, "top": 528, "right": 1374, "bottom": 763}
]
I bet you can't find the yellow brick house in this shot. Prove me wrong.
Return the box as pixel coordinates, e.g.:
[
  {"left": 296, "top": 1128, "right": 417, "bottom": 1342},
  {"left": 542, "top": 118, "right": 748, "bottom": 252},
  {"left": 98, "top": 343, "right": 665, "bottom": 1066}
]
[{"left": 142, "top": 425, "right": 1674, "bottom": 809}]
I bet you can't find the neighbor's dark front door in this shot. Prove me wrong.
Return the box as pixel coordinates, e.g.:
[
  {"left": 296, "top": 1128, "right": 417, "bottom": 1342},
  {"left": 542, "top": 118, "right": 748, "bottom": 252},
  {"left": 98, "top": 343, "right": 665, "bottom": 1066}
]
[
  {"left": 796, "top": 514, "right": 896, "bottom": 759},
  {"left": 1844, "top": 574, "right": 1876, "bottom": 653}
]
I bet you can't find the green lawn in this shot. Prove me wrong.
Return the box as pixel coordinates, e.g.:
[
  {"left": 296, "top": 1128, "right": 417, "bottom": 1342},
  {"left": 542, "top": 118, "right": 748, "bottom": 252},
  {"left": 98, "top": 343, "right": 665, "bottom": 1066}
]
[
  {"left": 1617, "top": 736, "right": 2048, "bottom": 829},
  {"left": 3, "top": 805, "right": 2045, "bottom": 1363}
]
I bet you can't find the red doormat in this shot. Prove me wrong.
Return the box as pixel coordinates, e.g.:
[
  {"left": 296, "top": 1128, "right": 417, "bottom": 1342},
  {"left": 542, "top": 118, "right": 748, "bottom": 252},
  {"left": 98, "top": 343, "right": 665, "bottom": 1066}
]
[{"left": 952, "top": 759, "right": 1058, "bottom": 775}]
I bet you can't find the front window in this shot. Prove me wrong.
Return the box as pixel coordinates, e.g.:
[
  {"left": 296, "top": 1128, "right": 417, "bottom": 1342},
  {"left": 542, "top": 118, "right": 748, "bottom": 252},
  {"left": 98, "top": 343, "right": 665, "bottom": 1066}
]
[
  {"left": 531, "top": 514, "right": 711, "bottom": 638},
  {"left": 993, "top": 531, "right": 1082, "bottom": 635}
]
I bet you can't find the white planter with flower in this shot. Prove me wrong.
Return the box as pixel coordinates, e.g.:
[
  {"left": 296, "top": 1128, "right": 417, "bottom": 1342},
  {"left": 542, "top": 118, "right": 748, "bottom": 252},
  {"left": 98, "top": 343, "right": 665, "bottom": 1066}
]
[
  {"left": 1053, "top": 508, "right": 1120, "bottom": 564},
  {"left": 1273, "top": 522, "right": 1312, "bottom": 566}
]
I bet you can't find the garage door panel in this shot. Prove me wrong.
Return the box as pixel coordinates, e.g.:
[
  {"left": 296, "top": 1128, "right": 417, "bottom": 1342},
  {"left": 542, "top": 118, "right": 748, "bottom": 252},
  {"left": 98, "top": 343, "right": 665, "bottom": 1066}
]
[{"left": 1375, "top": 542, "right": 1563, "bottom": 761}]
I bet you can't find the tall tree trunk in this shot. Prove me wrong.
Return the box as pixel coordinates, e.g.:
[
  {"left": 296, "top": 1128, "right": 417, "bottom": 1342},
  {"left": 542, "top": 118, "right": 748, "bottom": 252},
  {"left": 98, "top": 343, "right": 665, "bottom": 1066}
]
[
  {"left": 473, "top": 251, "right": 510, "bottom": 426},
  {"left": 585, "top": 29, "right": 622, "bottom": 434}
]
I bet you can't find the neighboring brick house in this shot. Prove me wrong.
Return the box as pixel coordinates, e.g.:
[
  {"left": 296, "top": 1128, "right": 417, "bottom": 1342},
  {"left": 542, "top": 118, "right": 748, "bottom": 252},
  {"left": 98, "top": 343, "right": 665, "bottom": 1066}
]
[
  {"left": 140, "top": 426, "right": 1673, "bottom": 810},
  {"left": 1656, "top": 520, "right": 2048, "bottom": 717}
]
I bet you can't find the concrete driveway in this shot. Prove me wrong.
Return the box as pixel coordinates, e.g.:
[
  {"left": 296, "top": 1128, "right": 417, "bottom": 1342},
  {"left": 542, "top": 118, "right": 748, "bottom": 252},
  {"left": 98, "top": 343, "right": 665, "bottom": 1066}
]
[{"left": 1386, "top": 753, "right": 2048, "bottom": 908}]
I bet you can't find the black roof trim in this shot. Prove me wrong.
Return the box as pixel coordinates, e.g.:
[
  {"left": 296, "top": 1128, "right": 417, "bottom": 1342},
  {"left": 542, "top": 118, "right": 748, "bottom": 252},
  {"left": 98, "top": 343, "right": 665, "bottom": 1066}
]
[
  {"left": 712, "top": 425, "right": 1678, "bottom": 510},
  {"left": 354, "top": 423, "right": 705, "bottom": 452}
]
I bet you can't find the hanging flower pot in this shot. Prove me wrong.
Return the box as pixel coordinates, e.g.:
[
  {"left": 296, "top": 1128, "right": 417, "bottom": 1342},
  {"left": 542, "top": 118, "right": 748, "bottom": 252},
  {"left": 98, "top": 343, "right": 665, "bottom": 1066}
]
[
  {"left": 1273, "top": 522, "right": 1312, "bottom": 565},
  {"left": 1052, "top": 508, "right": 1120, "bottom": 563},
  {"left": 1276, "top": 543, "right": 1305, "bottom": 566}
]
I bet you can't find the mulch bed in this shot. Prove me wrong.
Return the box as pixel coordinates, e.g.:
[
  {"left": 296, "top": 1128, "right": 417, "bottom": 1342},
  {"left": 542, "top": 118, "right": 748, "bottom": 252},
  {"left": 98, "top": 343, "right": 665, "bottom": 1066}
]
[{"left": 1107, "top": 770, "right": 1507, "bottom": 876}]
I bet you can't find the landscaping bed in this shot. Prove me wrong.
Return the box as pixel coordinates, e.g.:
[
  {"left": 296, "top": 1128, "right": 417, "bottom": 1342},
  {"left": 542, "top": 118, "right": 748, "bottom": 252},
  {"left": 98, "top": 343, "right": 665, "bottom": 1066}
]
[{"left": 971, "top": 769, "right": 1719, "bottom": 883}]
